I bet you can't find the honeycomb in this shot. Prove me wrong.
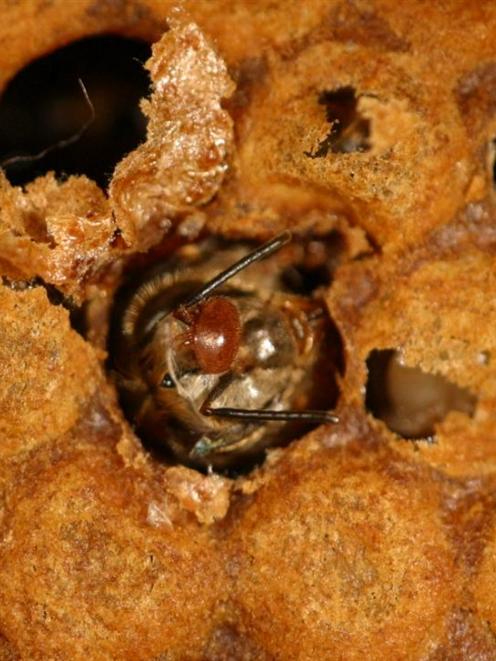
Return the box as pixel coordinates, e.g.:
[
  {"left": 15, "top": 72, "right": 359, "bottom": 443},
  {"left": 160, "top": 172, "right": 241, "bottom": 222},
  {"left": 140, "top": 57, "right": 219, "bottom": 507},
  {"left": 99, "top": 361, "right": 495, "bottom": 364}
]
[{"left": 0, "top": 2, "right": 496, "bottom": 659}]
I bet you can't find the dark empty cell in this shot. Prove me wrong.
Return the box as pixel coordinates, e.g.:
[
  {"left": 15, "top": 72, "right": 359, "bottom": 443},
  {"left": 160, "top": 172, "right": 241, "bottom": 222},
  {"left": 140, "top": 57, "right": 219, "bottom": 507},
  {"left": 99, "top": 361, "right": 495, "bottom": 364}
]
[
  {"left": 0, "top": 36, "right": 151, "bottom": 188},
  {"left": 306, "top": 86, "right": 371, "bottom": 158},
  {"left": 281, "top": 234, "right": 344, "bottom": 294},
  {"left": 365, "top": 349, "right": 476, "bottom": 439}
]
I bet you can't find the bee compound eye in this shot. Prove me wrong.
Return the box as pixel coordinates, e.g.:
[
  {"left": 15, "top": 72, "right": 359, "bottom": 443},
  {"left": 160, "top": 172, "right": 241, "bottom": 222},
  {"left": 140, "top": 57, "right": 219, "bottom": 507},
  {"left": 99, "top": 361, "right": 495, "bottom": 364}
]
[
  {"left": 192, "top": 297, "right": 241, "bottom": 374},
  {"left": 160, "top": 373, "right": 176, "bottom": 388}
]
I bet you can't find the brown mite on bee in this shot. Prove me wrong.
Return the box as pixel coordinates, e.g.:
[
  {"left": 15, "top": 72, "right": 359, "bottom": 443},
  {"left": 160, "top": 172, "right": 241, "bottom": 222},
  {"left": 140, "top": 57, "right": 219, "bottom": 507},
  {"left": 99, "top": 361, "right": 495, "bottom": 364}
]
[{"left": 111, "top": 232, "right": 340, "bottom": 471}]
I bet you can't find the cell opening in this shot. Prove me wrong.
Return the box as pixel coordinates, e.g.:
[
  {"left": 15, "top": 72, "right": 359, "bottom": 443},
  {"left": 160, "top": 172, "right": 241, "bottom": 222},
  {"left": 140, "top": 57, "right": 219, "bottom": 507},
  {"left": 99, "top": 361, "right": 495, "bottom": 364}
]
[
  {"left": 365, "top": 349, "right": 477, "bottom": 439},
  {"left": 108, "top": 236, "right": 344, "bottom": 476},
  {"left": 280, "top": 232, "right": 345, "bottom": 295},
  {"left": 0, "top": 35, "right": 151, "bottom": 188},
  {"left": 305, "top": 86, "right": 371, "bottom": 158},
  {"left": 488, "top": 138, "right": 496, "bottom": 190}
]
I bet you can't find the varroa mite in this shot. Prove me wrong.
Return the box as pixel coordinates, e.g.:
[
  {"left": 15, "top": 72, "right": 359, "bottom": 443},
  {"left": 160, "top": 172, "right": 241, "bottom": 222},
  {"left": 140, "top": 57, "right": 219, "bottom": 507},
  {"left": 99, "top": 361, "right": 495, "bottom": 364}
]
[{"left": 112, "top": 232, "right": 339, "bottom": 470}]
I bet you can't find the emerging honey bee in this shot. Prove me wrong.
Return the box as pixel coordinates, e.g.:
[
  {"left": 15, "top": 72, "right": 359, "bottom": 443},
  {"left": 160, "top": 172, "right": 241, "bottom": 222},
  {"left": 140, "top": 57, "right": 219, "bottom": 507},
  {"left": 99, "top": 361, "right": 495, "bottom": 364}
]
[{"left": 111, "top": 232, "right": 339, "bottom": 470}]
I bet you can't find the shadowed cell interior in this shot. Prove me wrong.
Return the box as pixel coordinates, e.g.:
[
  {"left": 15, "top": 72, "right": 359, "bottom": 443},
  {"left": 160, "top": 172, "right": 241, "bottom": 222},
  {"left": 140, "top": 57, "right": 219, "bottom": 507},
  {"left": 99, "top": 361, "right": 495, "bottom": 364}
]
[
  {"left": 0, "top": 35, "right": 151, "bottom": 189},
  {"left": 305, "top": 86, "right": 371, "bottom": 158},
  {"left": 366, "top": 349, "right": 476, "bottom": 439}
]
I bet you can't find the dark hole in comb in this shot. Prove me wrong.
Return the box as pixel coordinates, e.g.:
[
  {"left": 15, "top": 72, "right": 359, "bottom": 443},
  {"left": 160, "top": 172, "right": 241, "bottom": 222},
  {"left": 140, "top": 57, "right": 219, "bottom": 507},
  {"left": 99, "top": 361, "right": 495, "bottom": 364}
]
[
  {"left": 280, "top": 232, "right": 345, "bottom": 295},
  {"left": 365, "top": 349, "right": 477, "bottom": 439},
  {"left": 489, "top": 138, "right": 496, "bottom": 189},
  {"left": 0, "top": 35, "right": 151, "bottom": 189},
  {"left": 305, "top": 86, "right": 371, "bottom": 158}
]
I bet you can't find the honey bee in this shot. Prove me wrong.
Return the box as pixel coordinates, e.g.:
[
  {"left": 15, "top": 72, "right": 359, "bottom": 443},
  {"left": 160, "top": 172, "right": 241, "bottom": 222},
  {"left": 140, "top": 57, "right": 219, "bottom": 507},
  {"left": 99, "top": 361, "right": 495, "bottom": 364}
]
[{"left": 111, "top": 232, "right": 339, "bottom": 470}]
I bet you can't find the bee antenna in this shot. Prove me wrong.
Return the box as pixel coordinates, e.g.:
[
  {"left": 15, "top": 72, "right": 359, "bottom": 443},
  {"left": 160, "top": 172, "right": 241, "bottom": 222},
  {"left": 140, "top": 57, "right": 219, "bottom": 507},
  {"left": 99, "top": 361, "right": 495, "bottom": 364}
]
[
  {"left": 180, "top": 231, "right": 292, "bottom": 309},
  {"left": 202, "top": 406, "right": 339, "bottom": 425}
]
